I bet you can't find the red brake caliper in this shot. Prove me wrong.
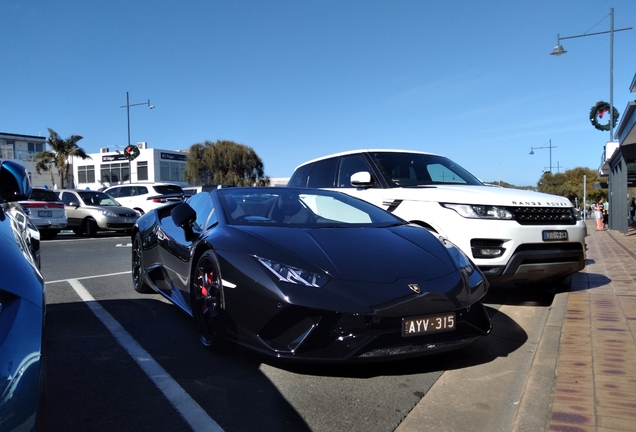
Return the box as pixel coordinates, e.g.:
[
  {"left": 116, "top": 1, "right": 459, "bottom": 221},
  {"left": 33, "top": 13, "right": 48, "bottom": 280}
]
[{"left": 202, "top": 271, "right": 213, "bottom": 296}]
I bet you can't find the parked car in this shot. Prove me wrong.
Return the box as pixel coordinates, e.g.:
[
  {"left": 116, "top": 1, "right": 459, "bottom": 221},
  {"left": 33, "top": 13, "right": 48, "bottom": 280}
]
[
  {"left": 0, "top": 160, "right": 46, "bottom": 431},
  {"left": 57, "top": 189, "right": 139, "bottom": 236},
  {"left": 18, "top": 187, "right": 67, "bottom": 239},
  {"left": 132, "top": 187, "right": 491, "bottom": 362},
  {"left": 103, "top": 182, "right": 184, "bottom": 215},
  {"left": 288, "top": 149, "right": 587, "bottom": 287},
  {"left": 182, "top": 185, "right": 218, "bottom": 199}
]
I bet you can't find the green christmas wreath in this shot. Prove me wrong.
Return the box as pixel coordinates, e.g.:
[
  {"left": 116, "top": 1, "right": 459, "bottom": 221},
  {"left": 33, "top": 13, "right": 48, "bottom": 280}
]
[
  {"left": 124, "top": 144, "right": 140, "bottom": 161},
  {"left": 589, "top": 101, "right": 619, "bottom": 132}
]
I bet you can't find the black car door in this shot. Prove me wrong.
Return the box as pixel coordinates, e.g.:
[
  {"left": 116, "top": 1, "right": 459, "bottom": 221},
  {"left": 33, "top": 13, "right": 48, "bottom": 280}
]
[{"left": 157, "top": 193, "right": 215, "bottom": 312}]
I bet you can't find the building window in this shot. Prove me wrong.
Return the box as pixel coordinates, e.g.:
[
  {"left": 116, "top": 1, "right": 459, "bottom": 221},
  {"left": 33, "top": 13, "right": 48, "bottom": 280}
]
[
  {"left": 78, "top": 165, "right": 96, "bottom": 184},
  {"left": 160, "top": 161, "right": 185, "bottom": 182},
  {"left": 0, "top": 140, "right": 15, "bottom": 159},
  {"left": 101, "top": 163, "right": 130, "bottom": 184},
  {"left": 137, "top": 161, "right": 148, "bottom": 181},
  {"left": 27, "top": 142, "right": 45, "bottom": 153}
]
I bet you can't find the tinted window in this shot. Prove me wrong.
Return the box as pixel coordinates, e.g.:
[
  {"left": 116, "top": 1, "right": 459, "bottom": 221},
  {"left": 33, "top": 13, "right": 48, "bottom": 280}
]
[
  {"left": 59, "top": 192, "right": 77, "bottom": 205},
  {"left": 107, "top": 187, "right": 121, "bottom": 197},
  {"left": 154, "top": 185, "right": 183, "bottom": 194},
  {"left": 370, "top": 152, "right": 483, "bottom": 187},
  {"left": 307, "top": 158, "right": 337, "bottom": 188},
  {"left": 119, "top": 187, "right": 136, "bottom": 197},
  {"left": 288, "top": 164, "right": 312, "bottom": 187},
  {"left": 30, "top": 188, "right": 62, "bottom": 202},
  {"left": 187, "top": 192, "right": 215, "bottom": 231},
  {"left": 337, "top": 155, "right": 369, "bottom": 188}
]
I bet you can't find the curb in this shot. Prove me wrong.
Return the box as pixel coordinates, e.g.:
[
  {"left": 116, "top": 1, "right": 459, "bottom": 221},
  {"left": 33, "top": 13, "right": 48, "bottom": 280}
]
[{"left": 510, "top": 286, "right": 568, "bottom": 431}]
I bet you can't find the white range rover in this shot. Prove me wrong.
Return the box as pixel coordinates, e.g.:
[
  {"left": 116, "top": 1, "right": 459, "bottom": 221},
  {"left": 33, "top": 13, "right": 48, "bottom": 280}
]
[{"left": 288, "top": 149, "right": 586, "bottom": 287}]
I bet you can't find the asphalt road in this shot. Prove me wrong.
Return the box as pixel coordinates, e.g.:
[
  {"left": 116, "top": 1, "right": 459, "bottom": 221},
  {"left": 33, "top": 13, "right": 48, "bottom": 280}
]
[{"left": 40, "top": 233, "right": 558, "bottom": 432}]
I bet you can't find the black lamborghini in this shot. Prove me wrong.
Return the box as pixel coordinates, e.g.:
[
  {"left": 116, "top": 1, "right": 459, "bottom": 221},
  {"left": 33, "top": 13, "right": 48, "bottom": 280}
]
[{"left": 131, "top": 187, "right": 491, "bottom": 362}]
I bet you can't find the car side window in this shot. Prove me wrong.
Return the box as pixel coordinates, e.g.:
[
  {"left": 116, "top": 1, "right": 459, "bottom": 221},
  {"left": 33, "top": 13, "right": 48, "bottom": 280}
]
[
  {"left": 288, "top": 164, "right": 312, "bottom": 187},
  {"left": 187, "top": 193, "right": 215, "bottom": 231},
  {"left": 107, "top": 187, "right": 120, "bottom": 197},
  {"left": 307, "top": 158, "right": 338, "bottom": 188},
  {"left": 60, "top": 192, "right": 75, "bottom": 205},
  {"left": 337, "top": 155, "right": 369, "bottom": 188},
  {"left": 119, "top": 187, "right": 135, "bottom": 197},
  {"left": 138, "top": 186, "right": 148, "bottom": 195}
]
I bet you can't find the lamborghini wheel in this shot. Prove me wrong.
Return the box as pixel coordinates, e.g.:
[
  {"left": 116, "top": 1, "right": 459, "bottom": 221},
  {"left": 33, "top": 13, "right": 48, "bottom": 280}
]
[
  {"left": 132, "top": 233, "right": 152, "bottom": 293},
  {"left": 192, "top": 250, "right": 224, "bottom": 348}
]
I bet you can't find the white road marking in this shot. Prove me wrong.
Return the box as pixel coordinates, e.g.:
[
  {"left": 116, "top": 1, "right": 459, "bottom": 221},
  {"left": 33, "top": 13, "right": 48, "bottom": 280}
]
[
  {"left": 67, "top": 278, "right": 224, "bottom": 432},
  {"left": 46, "top": 271, "right": 132, "bottom": 285},
  {"left": 116, "top": 243, "right": 132, "bottom": 247}
]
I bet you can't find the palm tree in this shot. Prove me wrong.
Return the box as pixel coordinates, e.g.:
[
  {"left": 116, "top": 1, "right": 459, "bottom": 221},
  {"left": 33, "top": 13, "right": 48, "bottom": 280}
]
[{"left": 33, "top": 128, "right": 92, "bottom": 189}]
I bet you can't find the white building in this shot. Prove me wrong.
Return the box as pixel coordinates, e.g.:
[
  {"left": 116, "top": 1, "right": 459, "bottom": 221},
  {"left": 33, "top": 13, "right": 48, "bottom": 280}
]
[
  {"left": 2, "top": 133, "right": 288, "bottom": 189},
  {"left": 0, "top": 132, "right": 55, "bottom": 188},
  {"left": 72, "top": 142, "right": 189, "bottom": 190}
]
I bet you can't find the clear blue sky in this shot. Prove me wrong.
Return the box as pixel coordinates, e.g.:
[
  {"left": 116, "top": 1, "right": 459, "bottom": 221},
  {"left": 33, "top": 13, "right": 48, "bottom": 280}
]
[{"left": 2, "top": 0, "right": 635, "bottom": 186}]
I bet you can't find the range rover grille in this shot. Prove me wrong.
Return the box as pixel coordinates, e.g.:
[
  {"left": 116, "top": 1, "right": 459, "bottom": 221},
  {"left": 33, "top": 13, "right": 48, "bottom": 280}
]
[{"left": 510, "top": 206, "right": 576, "bottom": 225}]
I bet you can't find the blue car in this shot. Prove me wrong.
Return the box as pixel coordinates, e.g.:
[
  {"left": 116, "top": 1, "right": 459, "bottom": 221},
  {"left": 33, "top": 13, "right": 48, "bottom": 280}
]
[{"left": 0, "top": 160, "right": 45, "bottom": 431}]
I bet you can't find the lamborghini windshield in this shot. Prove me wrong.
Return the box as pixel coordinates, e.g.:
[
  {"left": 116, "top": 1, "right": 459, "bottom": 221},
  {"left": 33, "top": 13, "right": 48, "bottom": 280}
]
[{"left": 218, "top": 188, "right": 403, "bottom": 227}]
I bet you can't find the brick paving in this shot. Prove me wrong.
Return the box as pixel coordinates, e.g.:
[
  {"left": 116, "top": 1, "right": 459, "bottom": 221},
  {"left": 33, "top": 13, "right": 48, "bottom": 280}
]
[{"left": 549, "top": 220, "right": 636, "bottom": 432}]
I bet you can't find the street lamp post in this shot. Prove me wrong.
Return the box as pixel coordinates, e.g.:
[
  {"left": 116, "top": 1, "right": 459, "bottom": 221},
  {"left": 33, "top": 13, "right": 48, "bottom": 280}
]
[
  {"left": 550, "top": 8, "right": 632, "bottom": 142},
  {"left": 120, "top": 92, "right": 154, "bottom": 183},
  {"left": 529, "top": 139, "right": 556, "bottom": 173}
]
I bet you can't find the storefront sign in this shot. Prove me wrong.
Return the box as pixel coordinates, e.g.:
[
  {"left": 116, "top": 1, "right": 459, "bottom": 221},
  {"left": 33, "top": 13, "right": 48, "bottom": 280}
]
[{"left": 161, "top": 152, "right": 187, "bottom": 161}]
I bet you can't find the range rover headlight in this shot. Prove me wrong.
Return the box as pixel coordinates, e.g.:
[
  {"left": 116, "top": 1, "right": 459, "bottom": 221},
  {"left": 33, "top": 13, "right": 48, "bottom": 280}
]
[
  {"left": 442, "top": 203, "right": 513, "bottom": 220},
  {"left": 256, "top": 257, "right": 329, "bottom": 287}
]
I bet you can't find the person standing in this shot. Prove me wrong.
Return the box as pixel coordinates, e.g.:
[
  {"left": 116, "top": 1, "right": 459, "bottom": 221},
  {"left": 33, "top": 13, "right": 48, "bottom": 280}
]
[
  {"left": 596, "top": 199, "right": 604, "bottom": 230},
  {"left": 630, "top": 197, "right": 635, "bottom": 225}
]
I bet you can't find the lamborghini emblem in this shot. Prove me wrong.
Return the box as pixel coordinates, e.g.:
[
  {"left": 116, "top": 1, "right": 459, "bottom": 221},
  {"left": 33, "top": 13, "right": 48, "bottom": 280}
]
[{"left": 408, "top": 284, "right": 421, "bottom": 294}]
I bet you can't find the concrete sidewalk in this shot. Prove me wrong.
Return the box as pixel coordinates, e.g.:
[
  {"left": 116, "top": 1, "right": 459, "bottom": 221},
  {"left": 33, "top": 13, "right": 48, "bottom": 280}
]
[
  {"left": 396, "top": 219, "right": 636, "bottom": 432},
  {"left": 548, "top": 220, "right": 636, "bottom": 431}
]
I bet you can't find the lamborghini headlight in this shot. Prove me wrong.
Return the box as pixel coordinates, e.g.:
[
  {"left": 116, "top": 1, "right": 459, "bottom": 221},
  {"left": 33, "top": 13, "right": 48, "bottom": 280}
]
[
  {"left": 256, "top": 257, "right": 329, "bottom": 288},
  {"left": 442, "top": 203, "right": 513, "bottom": 220},
  {"left": 436, "top": 236, "right": 475, "bottom": 277}
]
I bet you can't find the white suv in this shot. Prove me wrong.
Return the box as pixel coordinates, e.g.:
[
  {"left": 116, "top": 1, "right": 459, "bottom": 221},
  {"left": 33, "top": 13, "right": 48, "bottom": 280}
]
[
  {"left": 104, "top": 183, "right": 184, "bottom": 215},
  {"left": 288, "top": 149, "right": 586, "bottom": 287}
]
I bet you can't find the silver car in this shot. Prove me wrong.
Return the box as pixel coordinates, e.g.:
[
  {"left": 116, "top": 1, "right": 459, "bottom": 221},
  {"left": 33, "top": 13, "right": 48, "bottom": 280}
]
[
  {"left": 57, "top": 189, "right": 140, "bottom": 236},
  {"left": 19, "top": 187, "right": 67, "bottom": 239}
]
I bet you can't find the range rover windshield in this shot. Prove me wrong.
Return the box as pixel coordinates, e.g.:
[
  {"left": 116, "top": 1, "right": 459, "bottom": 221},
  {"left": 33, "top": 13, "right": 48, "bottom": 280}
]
[{"left": 370, "top": 152, "right": 483, "bottom": 187}]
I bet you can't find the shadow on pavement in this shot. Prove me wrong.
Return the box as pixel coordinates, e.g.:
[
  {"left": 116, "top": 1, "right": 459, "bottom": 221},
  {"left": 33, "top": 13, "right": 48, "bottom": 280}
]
[
  {"left": 265, "top": 305, "right": 526, "bottom": 379},
  {"left": 45, "top": 297, "right": 312, "bottom": 432}
]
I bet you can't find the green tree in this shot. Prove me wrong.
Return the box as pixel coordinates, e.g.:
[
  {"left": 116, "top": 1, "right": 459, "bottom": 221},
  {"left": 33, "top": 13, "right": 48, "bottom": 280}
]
[
  {"left": 33, "top": 128, "right": 91, "bottom": 189},
  {"left": 536, "top": 167, "right": 603, "bottom": 208},
  {"left": 184, "top": 140, "right": 270, "bottom": 186}
]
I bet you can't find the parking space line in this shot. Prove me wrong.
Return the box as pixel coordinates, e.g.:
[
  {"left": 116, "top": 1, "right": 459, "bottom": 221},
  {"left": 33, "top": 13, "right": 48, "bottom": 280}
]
[
  {"left": 67, "top": 278, "right": 224, "bottom": 432},
  {"left": 46, "top": 271, "right": 132, "bottom": 285}
]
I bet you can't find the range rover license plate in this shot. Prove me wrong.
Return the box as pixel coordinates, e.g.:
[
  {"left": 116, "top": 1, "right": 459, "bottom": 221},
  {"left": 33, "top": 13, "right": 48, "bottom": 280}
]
[
  {"left": 543, "top": 230, "right": 568, "bottom": 241},
  {"left": 402, "top": 313, "right": 455, "bottom": 337}
]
